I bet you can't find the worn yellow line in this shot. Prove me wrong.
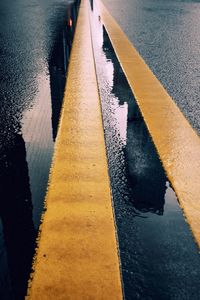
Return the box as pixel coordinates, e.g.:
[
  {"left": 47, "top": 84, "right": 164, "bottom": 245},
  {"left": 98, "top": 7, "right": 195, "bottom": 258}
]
[
  {"left": 26, "top": 0, "right": 123, "bottom": 299},
  {"left": 98, "top": 0, "right": 200, "bottom": 248}
]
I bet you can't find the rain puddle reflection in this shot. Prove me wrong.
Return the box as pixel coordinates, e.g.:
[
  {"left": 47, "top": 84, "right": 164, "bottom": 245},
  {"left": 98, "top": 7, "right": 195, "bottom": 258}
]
[
  {"left": 90, "top": 2, "right": 200, "bottom": 299},
  {"left": 0, "top": 1, "right": 80, "bottom": 299}
]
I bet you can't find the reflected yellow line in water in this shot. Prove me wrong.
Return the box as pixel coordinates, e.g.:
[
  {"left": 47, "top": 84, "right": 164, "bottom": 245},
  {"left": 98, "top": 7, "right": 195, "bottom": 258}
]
[
  {"left": 26, "top": 0, "right": 123, "bottom": 299},
  {"left": 97, "top": 0, "right": 200, "bottom": 248}
]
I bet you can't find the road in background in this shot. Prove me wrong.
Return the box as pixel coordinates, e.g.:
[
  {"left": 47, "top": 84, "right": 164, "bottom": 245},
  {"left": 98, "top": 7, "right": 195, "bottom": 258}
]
[
  {"left": 103, "top": 0, "right": 200, "bottom": 134},
  {"left": 0, "top": 0, "right": 79, "bottom": 299}
]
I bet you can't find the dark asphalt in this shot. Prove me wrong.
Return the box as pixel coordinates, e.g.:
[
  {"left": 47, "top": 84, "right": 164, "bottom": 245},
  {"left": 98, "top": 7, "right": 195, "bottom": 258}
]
[
  {"left": 103, "top": 0, "right": 200, "bottom": 135},
  {"left": 0, "top": 0, "right": 78, "bottom": 299},
  {"left": 90, "top": 2, "right": 200, "bottom": 300},
  {"left": 0, "top": 0, "right": 200, "bottom": 299}
]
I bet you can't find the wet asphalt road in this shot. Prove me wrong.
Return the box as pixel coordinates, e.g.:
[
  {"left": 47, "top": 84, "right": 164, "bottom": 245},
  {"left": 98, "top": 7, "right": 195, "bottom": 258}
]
[
  {"left": 103, "top": 0, "right": 200, "bottom": 135},
  {"left": 90, "top": 1, "right": 200, "bottom": 300},
  {"left": 0, "top": 0, "right": 78, "bottom": 299},
  {"left": 0, "top": 0, "right": 200, "bottom": 299}
]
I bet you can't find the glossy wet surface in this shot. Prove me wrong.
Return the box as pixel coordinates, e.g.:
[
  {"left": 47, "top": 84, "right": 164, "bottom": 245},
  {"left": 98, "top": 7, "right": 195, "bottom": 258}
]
[
  {"left": 26, "top": 1, "right": 123, "bottom": 297},
  {"left": 103, "top": 0, "right": 200, "bottom": 135},
  {"left": 0, "top": 0, "right": 79, "bottom": 299},
  {"left": 89, "top": 2, "right": 200, "bottom": 299}
]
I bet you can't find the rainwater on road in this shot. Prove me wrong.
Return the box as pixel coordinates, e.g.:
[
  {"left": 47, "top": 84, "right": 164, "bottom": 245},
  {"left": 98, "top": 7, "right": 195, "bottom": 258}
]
[
  {"left": 0, "top": 0, "right": 79, "bottom": 299},
  {"left": 103, "top": 0, "right": 200, "bottom": 135},
  {"left": 90, "top": 2, "right": 200, "bottom": 300}
]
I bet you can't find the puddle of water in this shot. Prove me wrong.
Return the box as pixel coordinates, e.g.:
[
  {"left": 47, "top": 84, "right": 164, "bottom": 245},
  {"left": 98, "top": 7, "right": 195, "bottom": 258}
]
[
  {"left": 89, "top": 2, "right": 200, "bottom": 299},
  {"left": 0, "top": 1, "right": 80, "bottom": 299}
]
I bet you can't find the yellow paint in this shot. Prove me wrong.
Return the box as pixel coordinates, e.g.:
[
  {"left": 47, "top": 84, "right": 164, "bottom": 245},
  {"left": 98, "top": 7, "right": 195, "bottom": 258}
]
[
  {"left": 26, "top": 0, "right": 123, "bottom": 299},
  {"left": 98, "top": 0, "right": 200, "bottom": 248}
]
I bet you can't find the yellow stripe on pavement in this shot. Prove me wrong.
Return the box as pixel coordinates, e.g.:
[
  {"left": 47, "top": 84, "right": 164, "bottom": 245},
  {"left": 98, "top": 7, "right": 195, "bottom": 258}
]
[
  {"left": 98, "top": 0, "right": 200, "bottom": 248},
  {"left": 26, "top": 0, "right": 123, "bottom": 299}
]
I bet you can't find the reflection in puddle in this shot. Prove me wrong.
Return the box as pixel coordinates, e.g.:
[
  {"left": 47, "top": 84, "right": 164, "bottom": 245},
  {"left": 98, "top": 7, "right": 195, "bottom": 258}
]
[
  {"left": 22, "top": 73, "right": 54, "bottom": 229},
  {"left": 90, "top": 2, "right": 200, "bottom": 300},
  {"left": 0, "top": 133, "right": 36, "bottom": 300},
  {"left": 0, "top": 1, "right": 80, "bottom": 299},
  {"left": 49, "top": 3, "right": 79, "bottom": 141}
]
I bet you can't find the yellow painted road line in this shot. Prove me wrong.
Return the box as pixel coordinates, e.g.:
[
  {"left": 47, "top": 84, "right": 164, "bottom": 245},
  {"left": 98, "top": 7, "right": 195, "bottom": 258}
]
[
  {"left": 98, "top": 0, "right": 200, "bottom": 248},
  {"left": 26, "top": 0, "right": 123, "bottom": 299}
]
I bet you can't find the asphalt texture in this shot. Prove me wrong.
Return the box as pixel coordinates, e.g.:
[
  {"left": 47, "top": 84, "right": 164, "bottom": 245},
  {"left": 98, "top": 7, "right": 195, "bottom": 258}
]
[
  {"left": 90, "top": 2, "right": 200, "bottom": 300},
  {"left": 0, "top": 0, "right": 200, "bottom": 299},
  {"left": 0, "top": 0, "right": 78, "bottom": 299},
  {"left": 103, "top": 0, "right": 200, "bottom": 135}
]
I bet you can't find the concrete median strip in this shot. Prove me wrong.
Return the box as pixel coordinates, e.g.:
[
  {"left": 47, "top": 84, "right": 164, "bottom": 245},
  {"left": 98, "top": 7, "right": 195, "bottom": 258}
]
[
  {"left": 97, "top": 0, "right": 200, "bottom": 248},
  {"left": 26, "top": 0, "right": 123, "bottom": 299}
]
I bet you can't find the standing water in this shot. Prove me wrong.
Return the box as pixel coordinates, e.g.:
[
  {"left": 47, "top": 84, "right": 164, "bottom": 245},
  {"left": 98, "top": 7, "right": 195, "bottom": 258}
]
[
  {"left": 0, "top": 0, "right": 79, "bottom": 299},
  {"left": 89, "top": 2, "right": 200, "bottom": 299}
]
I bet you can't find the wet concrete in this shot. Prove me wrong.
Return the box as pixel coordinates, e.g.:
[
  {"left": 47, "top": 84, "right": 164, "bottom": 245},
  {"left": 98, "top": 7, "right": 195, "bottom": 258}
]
[
  {"left": 89, "top": 3, "right": 200, "bottom": 300},
  {"left": 0, "top": 0, "right": 79, "bottom": 299},
  {"left": 102, "top": 0, "right": 200, "bottom": 135}
]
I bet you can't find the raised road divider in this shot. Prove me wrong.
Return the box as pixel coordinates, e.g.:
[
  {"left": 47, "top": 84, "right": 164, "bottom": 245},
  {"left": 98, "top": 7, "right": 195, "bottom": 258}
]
[{"left": 26, "top": 0, "right": 123, "bottom": 298}]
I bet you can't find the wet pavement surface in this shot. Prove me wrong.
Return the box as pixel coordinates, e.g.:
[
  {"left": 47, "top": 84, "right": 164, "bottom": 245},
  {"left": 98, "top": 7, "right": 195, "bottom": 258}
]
[
  {"left": 1, "top": 0, "right": 200, "bottom": 299},
  {"left": 0, "top": 0, "right": 79, "bottom": 299},
  {"left": 103, "top": 0, "right": 200, "bottom": 135},
  {"left": 90, "top": 2, "right": 200, "bottom": 299}
]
